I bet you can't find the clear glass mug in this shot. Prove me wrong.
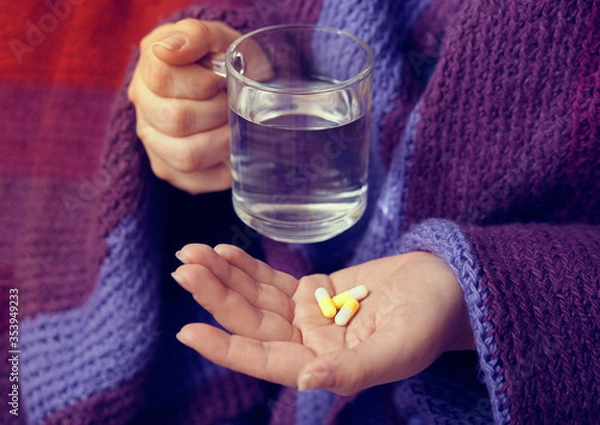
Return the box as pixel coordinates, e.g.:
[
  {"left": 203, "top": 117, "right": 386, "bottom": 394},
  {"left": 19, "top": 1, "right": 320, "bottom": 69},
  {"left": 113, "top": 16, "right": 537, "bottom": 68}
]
[{"left": 202, "top": 24, "right": 374, "bottom": 244}]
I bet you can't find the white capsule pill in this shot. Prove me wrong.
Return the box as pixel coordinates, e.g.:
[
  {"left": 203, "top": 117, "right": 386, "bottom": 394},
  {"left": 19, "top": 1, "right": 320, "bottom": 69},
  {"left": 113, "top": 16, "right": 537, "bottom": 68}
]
[
  {"left": 314, "top": 287, "right": 337, "bottom": 319},
  {"left": 332, "top": 285, "right": 369, "bottom": 310},
  {"left": 334, "top": 298, "right": 360, "bottom": 326}
]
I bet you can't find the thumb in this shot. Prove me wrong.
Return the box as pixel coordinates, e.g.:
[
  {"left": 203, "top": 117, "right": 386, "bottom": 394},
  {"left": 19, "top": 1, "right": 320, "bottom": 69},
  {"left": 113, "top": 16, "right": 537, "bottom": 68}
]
[
  {"left": 151, "top": 19, "right": 241, "bottom": 65},
  {"left": 297, "top": 350, "right": 368, "bottom": 396},
  {"left": 296, "top": 330, "right": 418, "bottom": 395}
]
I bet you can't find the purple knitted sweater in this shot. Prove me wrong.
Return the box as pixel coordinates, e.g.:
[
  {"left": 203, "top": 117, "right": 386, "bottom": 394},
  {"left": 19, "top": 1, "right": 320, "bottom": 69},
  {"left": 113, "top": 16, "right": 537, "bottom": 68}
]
[{"left": 2, "top": 0, "right": 599, "bottom": 424}]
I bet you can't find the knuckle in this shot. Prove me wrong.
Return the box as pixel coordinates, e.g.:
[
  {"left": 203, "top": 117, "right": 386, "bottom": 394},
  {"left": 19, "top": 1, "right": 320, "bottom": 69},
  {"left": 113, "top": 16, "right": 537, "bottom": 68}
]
[
  {"left": 343, "top": 376, "right": 364, "bottom": 396},
  {"left": 155, "top": 101, "right": 195, "bottom": 137},
  {"left": 334, "top": 377, "right": 363, "bottom": 397},
  {"left": 204, "top": 127, "right": 229, "bottom": 154},
  {"left": 329, "top": 355, "right": 366, "bottom": 396},
  {"left": 195, "top": 21, "right": 211, "bottom": 42},
  {"left": 140, "top": 23, "right": 174, "bottom": 50},
  {"left": 134, "top": 117, "right": 154, "bottom": 144},
  {"left": 126, "top": 80, "right": 136, "bottom": 103},
  {"left": 171, "top": 104, "right": 195, "bottom": 137},
  {"left": 188, "top": 75, "right": 217, "bottom": 100},
  {"left": 134, "top": 119, "right": 146, "bottom": 141},
  {"left": 139, "top": 33, "right": 153, "bottom": 51},
  {"left": 148, "top": 158, "right": 172, "bottom": 182},
  {"left": 298, "top": 275, "right": 313, "bottom": 287},
  {"left": 345, "top": 369, "right": 369, "bottom": 395},
  {"left": 176, "top": 18, "right": 210, "bottom": 41},
  {"left": 169, "top": 144, "right": 201, "bottom": 173},
  {"left": 144, "top": 59, "right": 172, "bottom": 95},
  {"left": 138, "top": 117, "right": 200, "bottom": 174}
]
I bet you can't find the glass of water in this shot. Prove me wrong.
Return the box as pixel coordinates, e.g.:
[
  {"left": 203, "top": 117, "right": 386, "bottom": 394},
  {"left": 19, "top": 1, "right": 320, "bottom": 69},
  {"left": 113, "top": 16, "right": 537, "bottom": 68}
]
[{"left": 220, "top": 24, "right": 373, "bottom": 244}]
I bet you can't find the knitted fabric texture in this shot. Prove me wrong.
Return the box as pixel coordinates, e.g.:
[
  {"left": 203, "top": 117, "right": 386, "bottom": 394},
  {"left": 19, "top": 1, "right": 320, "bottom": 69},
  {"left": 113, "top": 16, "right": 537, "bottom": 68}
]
[{"left": 1, "top": 0, "right": 599, "bottom": 424}]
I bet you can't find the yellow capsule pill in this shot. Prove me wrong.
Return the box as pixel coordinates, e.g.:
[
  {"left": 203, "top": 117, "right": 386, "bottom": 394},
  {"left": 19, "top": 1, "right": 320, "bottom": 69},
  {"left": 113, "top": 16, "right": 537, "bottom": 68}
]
[
  {"left": 334, "top": 298, "right": 360, "bottom": 326},
  {"left": 314, "top": 287, "right": 337, "bottom": 318},
  {"left": 332, "top": 285, "right": 369, "bottom": 310}
]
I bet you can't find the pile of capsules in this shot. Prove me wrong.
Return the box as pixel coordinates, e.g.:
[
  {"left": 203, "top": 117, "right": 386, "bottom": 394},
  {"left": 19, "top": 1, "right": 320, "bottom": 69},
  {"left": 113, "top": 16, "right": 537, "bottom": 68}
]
[{"left": 314, "top": 285, "right": 369, "bottom": 326}]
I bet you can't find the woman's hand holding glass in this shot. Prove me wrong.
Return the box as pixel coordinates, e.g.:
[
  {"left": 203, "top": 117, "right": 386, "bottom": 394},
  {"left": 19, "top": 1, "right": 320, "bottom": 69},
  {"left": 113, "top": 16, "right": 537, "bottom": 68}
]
[{"left": 127, "top": 19, "right": 241, "bottom": 194}]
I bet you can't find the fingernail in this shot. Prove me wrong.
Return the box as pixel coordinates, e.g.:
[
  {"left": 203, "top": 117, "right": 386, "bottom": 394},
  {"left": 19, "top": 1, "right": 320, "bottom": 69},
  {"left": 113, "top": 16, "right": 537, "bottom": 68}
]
[
  {"left": 298, "top": 370, "right": 335, "bottom": 391},
  {"left": 153, "top": 34, "right": 186, "bottom": 51},
  {"left": 171, "top": 272, "right": 190, "bottom": 291},
  {"left": 175, "top": 331, "right": 190, "bottom": 345},
  {"left": 175, "top": 250, "right": 189, "bottom": 264}
]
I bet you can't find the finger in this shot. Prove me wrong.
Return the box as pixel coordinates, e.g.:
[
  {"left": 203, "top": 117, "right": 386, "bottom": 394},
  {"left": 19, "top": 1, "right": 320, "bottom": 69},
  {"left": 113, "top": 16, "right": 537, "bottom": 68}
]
[
  {"left": 140, "top": 122, "right": 230, "bottom": 173},
  {"left": 136, "top": 22, "right": 228, "bottom": 99},
  {"left": 151, "top": 19, "right": 241, "bottom": 65},
  {"left": 173, "top": 263, "right": 298, "bottom": 341},
  {"left": 135, "top": 86, "right": 228, "bottom": 137},
  {"left": 177, "top": 245, "right": 297, "bottom": 321},
  {"left": 141, "top": 59, "right": 226, "bottom": 100},
  {"left": 297, "top": 348, "right": 365, "bottom": 396},
  {"left": 177, "top": 323, "right": 314, "bottom": 387},
  {"left": 139, "top": 23, "right": 175, "bottom": 49},
  {"left": 213, "top": 244, "right": 299, "bottom": 298},
  {"left": 148, "top": 153, "right": 232, "bottom": 194}
]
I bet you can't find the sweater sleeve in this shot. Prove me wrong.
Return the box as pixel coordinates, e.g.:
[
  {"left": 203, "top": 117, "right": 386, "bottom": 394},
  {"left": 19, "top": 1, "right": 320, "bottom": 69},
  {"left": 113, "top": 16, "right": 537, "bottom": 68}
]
[{"left": 395, "top": 219, "right": 600, "bottom": 424}]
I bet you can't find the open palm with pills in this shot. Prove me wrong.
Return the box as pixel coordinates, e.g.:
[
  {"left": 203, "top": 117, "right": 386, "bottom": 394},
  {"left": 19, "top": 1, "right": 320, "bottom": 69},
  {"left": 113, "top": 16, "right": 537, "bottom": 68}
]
[{"left": 172, "top": 244, "right": 475, "bottom": 395}]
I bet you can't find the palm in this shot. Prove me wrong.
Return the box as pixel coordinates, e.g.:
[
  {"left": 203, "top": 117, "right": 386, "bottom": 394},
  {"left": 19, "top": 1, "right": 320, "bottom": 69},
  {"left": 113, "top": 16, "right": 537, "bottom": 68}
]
[{"left": 174, "top": 244, "right": 469, "bottom": 394}]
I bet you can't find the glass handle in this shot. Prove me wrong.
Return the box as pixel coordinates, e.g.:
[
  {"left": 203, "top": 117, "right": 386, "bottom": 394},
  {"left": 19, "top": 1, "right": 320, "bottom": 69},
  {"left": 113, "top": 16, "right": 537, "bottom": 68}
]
[{"left": 198, "top": 52, "right": 227, "bottom": 78}]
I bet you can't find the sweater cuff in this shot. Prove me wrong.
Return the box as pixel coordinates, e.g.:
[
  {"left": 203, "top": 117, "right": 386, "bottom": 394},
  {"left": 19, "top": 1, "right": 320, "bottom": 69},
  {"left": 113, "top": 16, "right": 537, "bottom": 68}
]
[{"left": 393, "top": 218, "right": 510, "bottom": 424}]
